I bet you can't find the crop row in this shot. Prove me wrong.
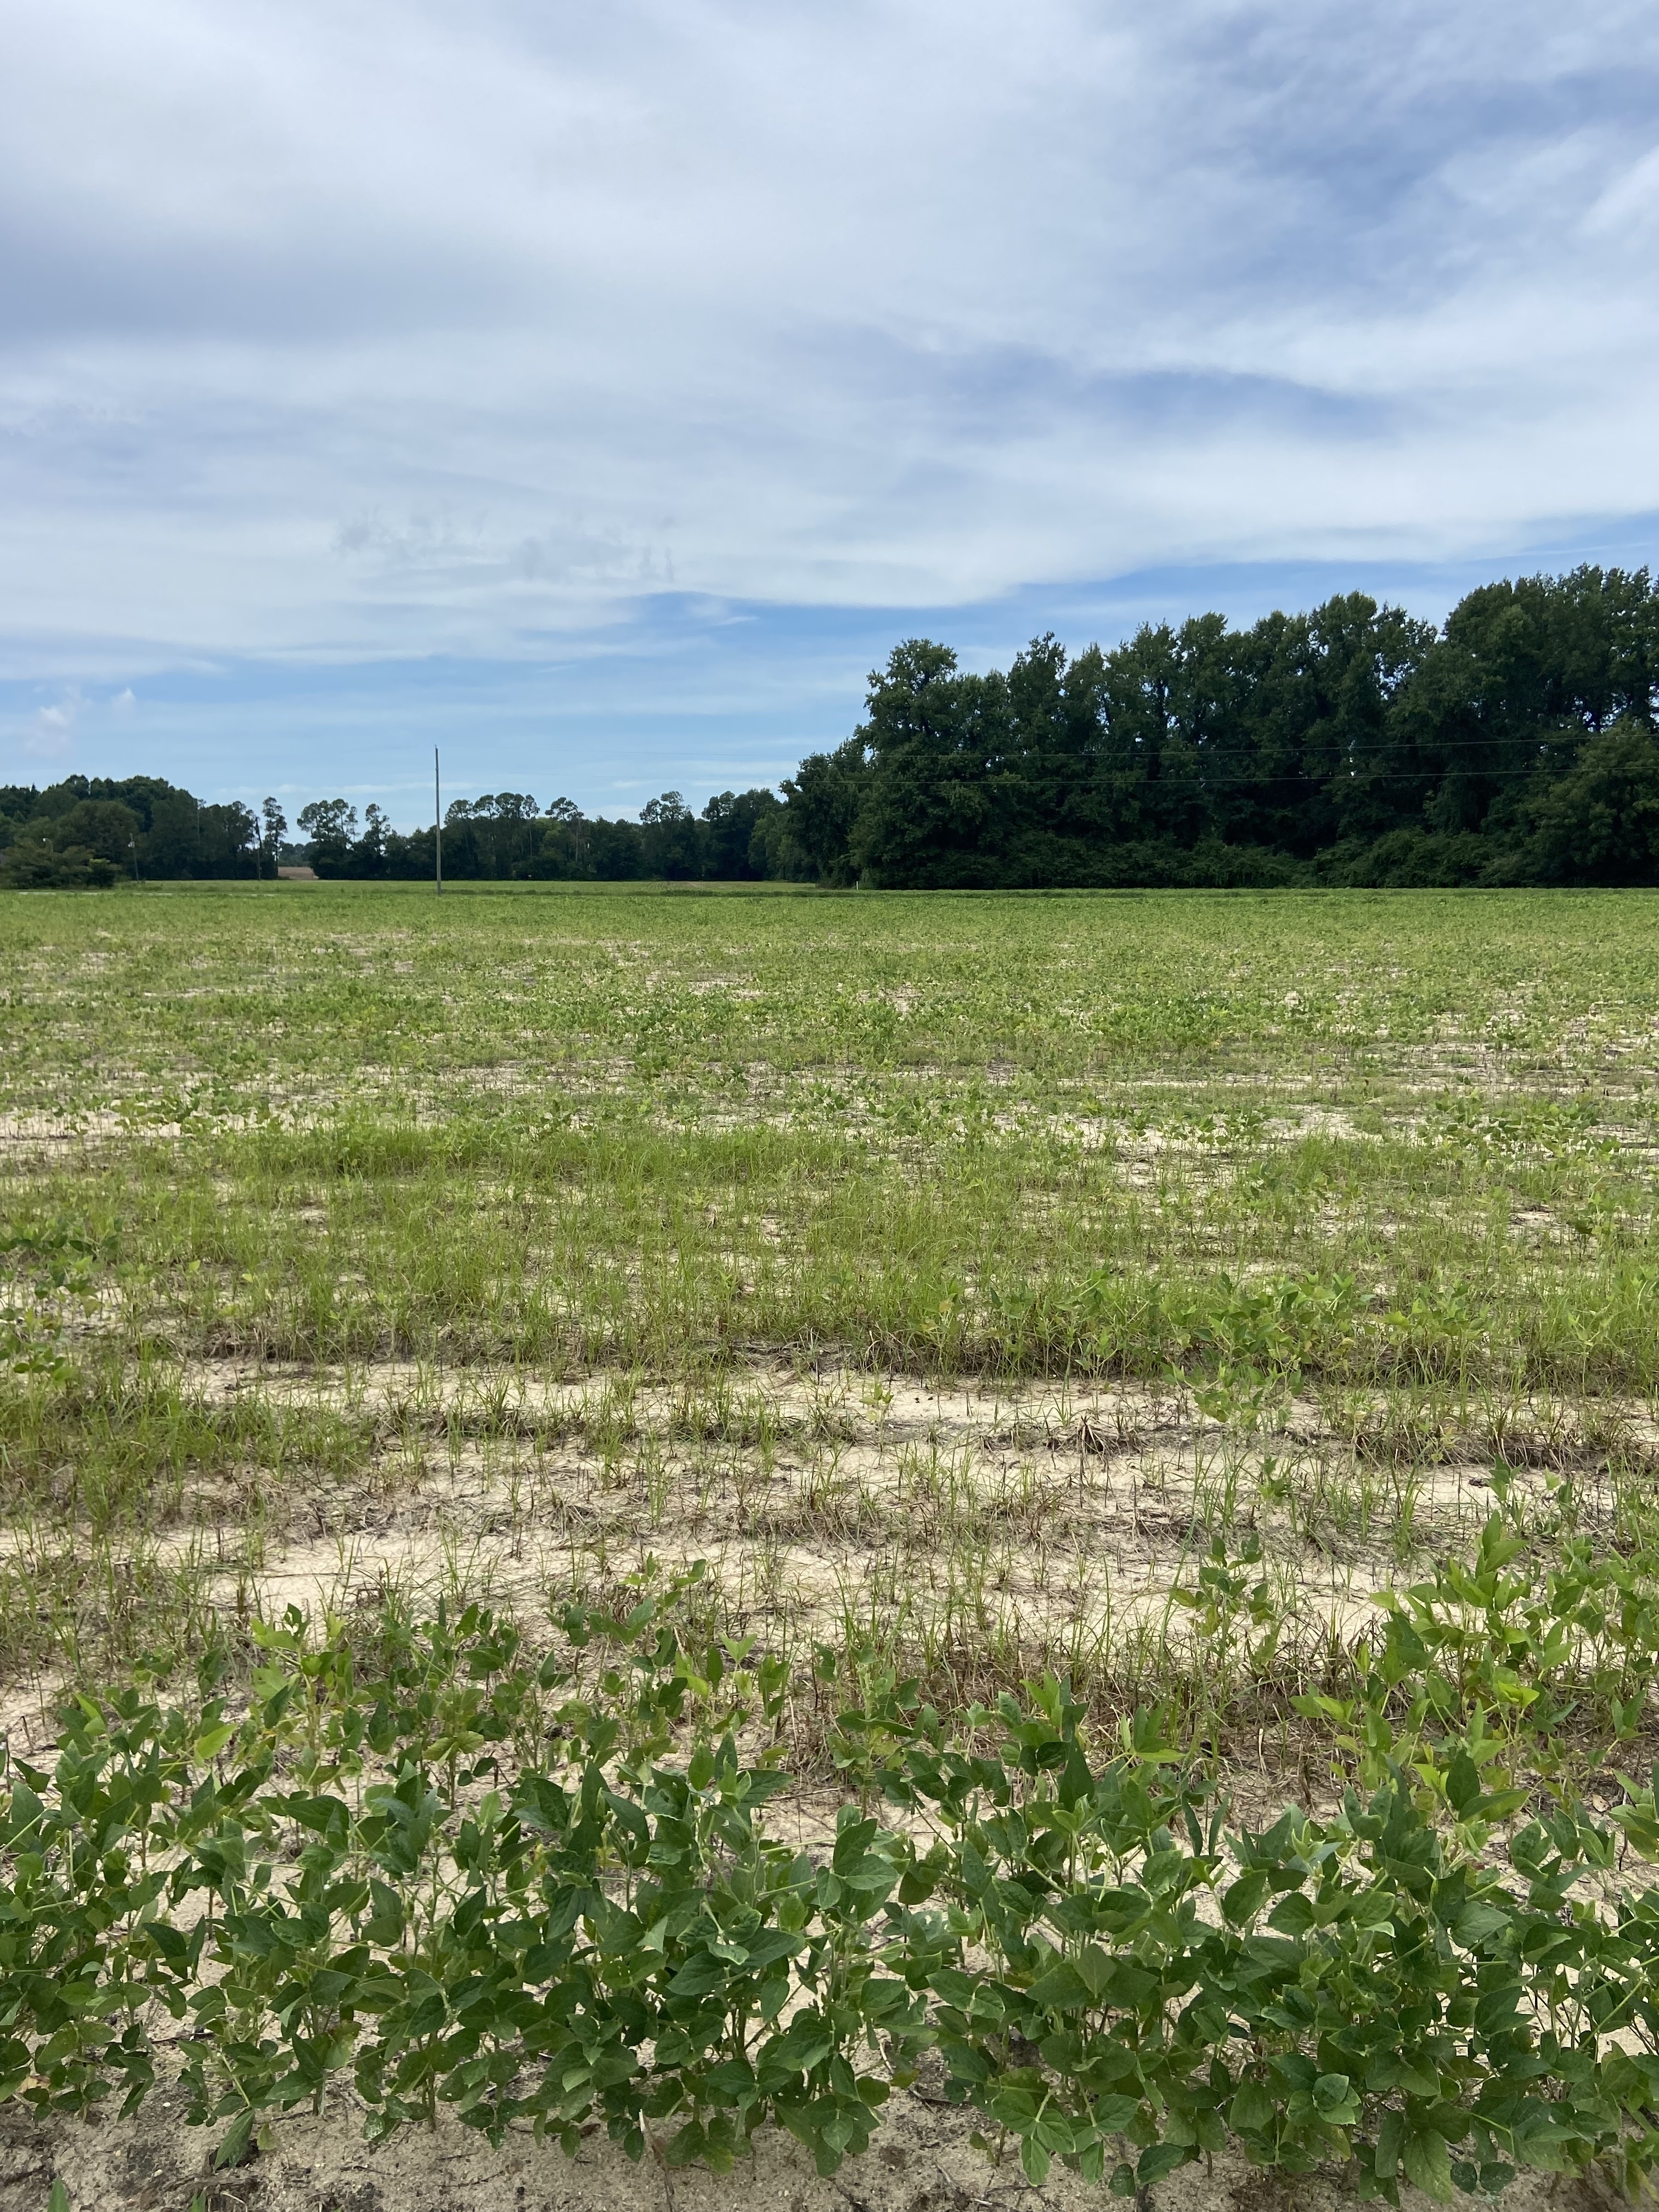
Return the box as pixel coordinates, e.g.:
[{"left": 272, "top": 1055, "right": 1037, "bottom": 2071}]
[{"left": 5, "top": 1525, "right": 1659, "bottom": 2200}]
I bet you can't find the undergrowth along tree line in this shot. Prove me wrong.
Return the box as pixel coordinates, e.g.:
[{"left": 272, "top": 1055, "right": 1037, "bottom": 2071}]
[
  {"left": 10, "top": 1514, "right": 1659, "bottom": 2202},
  {"left": 6, "top": 563, "right": 1659, "bottom": 889}
]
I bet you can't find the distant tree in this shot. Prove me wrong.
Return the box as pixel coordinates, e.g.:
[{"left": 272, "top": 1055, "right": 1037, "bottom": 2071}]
[
  {"left": 434, "top": 793, "right": 541, "bottom": 877},
  {"left": 482, "top": 793, "right": 538, "bottom": 874},
  {"left": 3, "top": 836, "right": 54, "bottom": 887},
  {"left": 744, "top": 804, "right": 798, "bottom": 881},
  {"left": 523, "top": 800, "right": 587, "bottom": 877},
  {"left": 30, "top": 776, "right": 91, "bottom": 820},
  {"left": 1528, "top": 720, "right": 1659, "bottom": 882},
  {"left": 260, "top": 799, "right": 287, "bottom": 879},
  {"left": 640, "top": 792, "right": 700, "bottom": 878},
  {"left": 85, "top": 775, "right": 179, "bottom": 833},
  {"left": 50, "top": 799, "right": 141, "bottom": 866},
  {"left": 296, "top": 798, "right": 358, "bottom": 876},
  {"left": 700, "top": 788, "right": 781, "bottom": 879},
  {"left": 201, "top": 801, "right": 259, "bottom": 876},
  {"left": 353, "top": 803, "right": 391, "bottom": 874},
  {"left": 586, "top": 817, "right": 645, "bottom": 878},
  {"left": 779, "top": 738, "right": 872, "bottom": 884},
  {"left": 143, "top": 793, "right": 203, "bottom": 876},
  {"left": 4, "top": 834, "right": 119, "bottom": 888},
  {"left": 851, "top": 641, "right": 1014, "bottom": 888}
]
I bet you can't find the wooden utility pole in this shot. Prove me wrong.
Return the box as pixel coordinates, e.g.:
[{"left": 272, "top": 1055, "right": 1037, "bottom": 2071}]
[{"left": 435, "top": 748, "right": 443, "bottom": 893}]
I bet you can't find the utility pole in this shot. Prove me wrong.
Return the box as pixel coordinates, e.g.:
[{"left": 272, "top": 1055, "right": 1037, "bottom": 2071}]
[{"left": 435, "top": 748, "right": 443, "bottom": 893}]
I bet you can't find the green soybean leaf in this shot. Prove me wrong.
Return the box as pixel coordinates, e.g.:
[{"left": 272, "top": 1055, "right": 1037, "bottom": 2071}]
[
  {"left": 1403, "top": 2128, "right": 1454, "bottom": 2201},
  {"left": 213, "top": 2111, "right": 255, "bottom": 2171},
  {"left": 1221, "top": 1870, "right": 1270, "bottom": 1925},
  {"left": 1453, "top": 1900, "right": 1509, "bottom": 1948},
  {"left": 1313, "top": 2073, "right": 1351, "bottom": 2115},
  {"left": 1231, "top": 2081, "right": 1276, "bottom": 2134},
  {"left": 1137, "top": 2142, "right": 1190, "bottom": 2186},
  {"left": 1267, "top": 1890, "right": 1314, "bottom": 1936},
  {"left": 1376, "top": 2109, "right": 1405, "bottom": 2179},
  {"left": 1446, "top": 1750, "right": 1481, "bottom": 1816}
]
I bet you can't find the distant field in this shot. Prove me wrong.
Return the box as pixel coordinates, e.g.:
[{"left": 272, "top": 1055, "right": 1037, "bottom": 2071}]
[
  {"left": 5, "top": 881, "right": 1659, "bottom": 1679},
  {"left": 5, "top": 881, "right": 1659, "bottom": 2207}
]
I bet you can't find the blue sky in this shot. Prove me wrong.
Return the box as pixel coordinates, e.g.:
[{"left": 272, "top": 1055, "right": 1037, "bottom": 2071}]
[{"left": 4, "top": 0, "right": 1659, "bottom": 824}]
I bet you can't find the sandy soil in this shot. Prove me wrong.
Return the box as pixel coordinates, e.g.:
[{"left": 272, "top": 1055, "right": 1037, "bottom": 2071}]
[
  {"left": 1, "top": 1363, "right": 1647, "bottom": 2211},
  {"left": 0, "top": 2078, "right": 1602, "bottom": 2212}
]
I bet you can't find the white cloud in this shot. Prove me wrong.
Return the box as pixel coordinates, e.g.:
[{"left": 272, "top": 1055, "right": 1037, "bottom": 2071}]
[
  {"left": 2, "top": 0, "right": 1658, "bottom": 679},
  {"left": 26, "top": 690, "right": 82, "bottom": 755}
]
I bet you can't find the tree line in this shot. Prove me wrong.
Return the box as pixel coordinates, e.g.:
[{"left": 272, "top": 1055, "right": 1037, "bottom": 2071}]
[
  {"left": 0, "top": 782, "right": 285, "bottom": 889},
  {"left": 0, "top": 778, "right": 787, "bottom": 888},
  {"left": 5, "top": 565, "right": 1658, "bottom": 890}
]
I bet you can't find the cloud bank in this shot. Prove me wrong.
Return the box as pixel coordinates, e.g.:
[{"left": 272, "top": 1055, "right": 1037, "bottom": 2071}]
[{"left": 3, "top": 0, "right": 1657, "bottom": 803}]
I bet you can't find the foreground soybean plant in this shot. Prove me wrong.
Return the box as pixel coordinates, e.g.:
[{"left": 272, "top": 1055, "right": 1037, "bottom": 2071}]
[{"left": 2, "top": 1564, "right": 1659, "bottom": 2200}]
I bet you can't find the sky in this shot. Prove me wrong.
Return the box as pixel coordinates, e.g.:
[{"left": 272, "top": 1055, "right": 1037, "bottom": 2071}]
[{"left": 4, "top": 0, "right": 1659, "bottom": 825}]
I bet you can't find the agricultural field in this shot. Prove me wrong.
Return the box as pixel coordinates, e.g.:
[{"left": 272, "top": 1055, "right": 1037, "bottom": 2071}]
[{"left": 4, "top": 881, "right": 1659, "bottom": 2212}]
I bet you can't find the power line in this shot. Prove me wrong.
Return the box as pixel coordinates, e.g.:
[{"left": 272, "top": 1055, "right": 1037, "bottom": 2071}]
[
  {"left": 1008, "top": 764, "right": 1619, "bottom": 789},
  {"left": 1005, "top": 728, "right": 1641, "bottom": 764}
]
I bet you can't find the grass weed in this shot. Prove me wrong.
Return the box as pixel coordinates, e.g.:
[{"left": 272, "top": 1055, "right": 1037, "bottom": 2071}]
[
  {"left": 3, "top": 879, "right": 1659, "bottom": 1737},
  {"left": 11, "top": 881, "right": 1659, "bottom": 2197}
]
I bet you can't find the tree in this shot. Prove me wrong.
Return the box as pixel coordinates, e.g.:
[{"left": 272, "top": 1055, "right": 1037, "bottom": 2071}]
[
  {"left": 260, "top": 799, "right": 287, "bottom": 879},
  {"left": 84, "top": 775, "right": 178, "bottom": 833},
  {"left": 3, "top": 834, "right": 118, "bottom": 888},
  {"left": 296, "top": 799, "right": 359, "bottom": 876},
  {"left": 640, "top": 792, "right": 700, "bottom": 878},
  {"left": 143, "top": 793, "right": 203, "bottom": 876},
  {"left": 778, "top": 738, "right": 871, "bottom": 884},
  {"left": 1528, "top": 720, "right": 1659, "bottom": 882},
  {"left": 587, "top": 817, "right": 645, "bottom": 878},
  {"left": 1400, "top": 567, "right": 1659, "bottom": 841},
  {"left": 202, "top": 802, "right": 259, "bottom": 877},
  {"left": 851, "top": 641, "right": 1014, "bottom": 888},
  {"left": 353, "top": 804, "right": 391, "bottom": 874},
  {"left": 50, "top": 799, "right": 141, "bottom": 866},
  {"left": 477, "top": 793, "right": 538, "bottom": 875},
  {"left": 700, "top": 788, "right": 781, "bottom": 879}
]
